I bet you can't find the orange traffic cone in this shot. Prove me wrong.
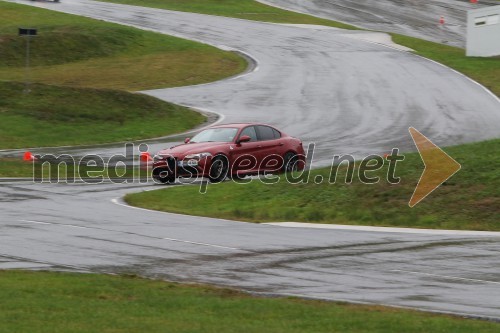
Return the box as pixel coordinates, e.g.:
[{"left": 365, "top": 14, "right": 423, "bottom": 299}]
[
  {"left": 439, "top": 16, "right": 445, "bottom": 25},
  {"left": 140, "top": 152, "right": 152, "bottom": 162},
  {"left": 23, "top": 151, "right": 37, "bottom": 161}
]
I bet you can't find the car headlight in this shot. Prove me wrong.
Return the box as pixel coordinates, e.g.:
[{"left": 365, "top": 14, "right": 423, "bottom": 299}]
[{"left": 185, "top": 152, "right": 212, "bottom": 160}]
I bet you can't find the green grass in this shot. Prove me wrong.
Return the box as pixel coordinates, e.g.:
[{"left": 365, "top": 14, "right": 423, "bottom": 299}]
[
  {"left": 0, "top": 2, "right": 246, "bottom": 90},
  {"left": 0, "top": 158, "right": 150, "bottom": 179},
  {"left": 0, "top": 158, "right": 36, "bottom": 178},
  {"left": 101, "top": 0, "right": 357, "bottom": 29},
  {"left": 126, "top": 139, "right": 500, "bottom": 231},
  {"left": 0, "top": 270, "right": 499, "bottom": 333},
  {"left": 0, "top": 82, "right": 204, "bottom": 148}
]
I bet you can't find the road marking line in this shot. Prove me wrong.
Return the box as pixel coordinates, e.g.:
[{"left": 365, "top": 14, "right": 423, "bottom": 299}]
[
  {"left": 111, "top": 197, "right": 161, "bottom": 213},
  {"left": 19, "top": 220, "right": 51, "bottom": 225},
  {"left": 20, "top": 218, "right": 240, "bottom": 250},
  {"left": 111, "top": 199, "right": 243, "bottom": 250},
  {"left": 265, "top": 222, "right": 500, "bottom": 236},
  {"left": 64, "top": 225, "right": 89, "bottom": 229},
  {"left": 391, "top": 269, "right": 500, "bottom": 285},
  {"left": 162, "top": 237, "right": 240, "bottom": 251},
  {"left": 20, "top": 219, "right": 88, "bottom": 229}
]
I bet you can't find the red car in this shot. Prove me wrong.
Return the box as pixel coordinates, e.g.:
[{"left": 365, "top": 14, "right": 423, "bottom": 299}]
[{"left": 152, "top": 123, "right": 305, "bottom": 183}]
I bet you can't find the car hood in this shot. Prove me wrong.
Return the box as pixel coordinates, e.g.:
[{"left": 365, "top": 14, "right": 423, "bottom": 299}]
[{"left": 157, "top": 142, "right": 228, "bottom": 157}]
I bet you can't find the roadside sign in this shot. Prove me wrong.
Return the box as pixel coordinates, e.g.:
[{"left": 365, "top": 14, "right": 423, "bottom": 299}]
[{"left": 19, "top": 28, "right": 37, "bottom": 36}]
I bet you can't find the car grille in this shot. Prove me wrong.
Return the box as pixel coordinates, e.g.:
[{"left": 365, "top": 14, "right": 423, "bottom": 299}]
[{"left": 166, "top": 157, "right": 176, "bottom": 173}]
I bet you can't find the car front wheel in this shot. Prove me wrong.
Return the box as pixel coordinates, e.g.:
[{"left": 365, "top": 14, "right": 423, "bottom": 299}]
[
  {"left": 152, "top": 167, "right": 175, "bottom": 184},
  {"left": 208, "top": 156, "right": 229, "bottom": 183}
]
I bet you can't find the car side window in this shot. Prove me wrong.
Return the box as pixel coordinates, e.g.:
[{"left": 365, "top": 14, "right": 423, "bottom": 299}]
[
  {"left": 239, "top": 126, "right": 258, "bottom": 142},
  {"left": 256, "top": 126, "right": 276, "bottom": 141},
  {"left": 273, "top": 129, "right": 281, "bottom": 139}
]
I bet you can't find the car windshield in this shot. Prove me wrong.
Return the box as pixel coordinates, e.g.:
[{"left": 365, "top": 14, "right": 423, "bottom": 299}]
[{"left": 190, "top": 127, "right": 239, "bottom": 143}]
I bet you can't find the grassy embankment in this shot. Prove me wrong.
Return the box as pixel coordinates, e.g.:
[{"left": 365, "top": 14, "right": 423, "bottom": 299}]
[
  {"left": 0, "top": 2, "right": 246, "bottom": 175},
  {"left": 1, "top": 270, "right": 499, "bottom": 333},
  {"left": 0, "top": 2, "right": 246, "bottom": 91},
  {"left": 0, "top": 82, "right": 203, "bottom": 148}
]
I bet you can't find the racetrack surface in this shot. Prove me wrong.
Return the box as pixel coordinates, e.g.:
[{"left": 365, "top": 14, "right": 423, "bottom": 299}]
[
  {"left": 1, "top": 180, "right": 500, "bottom": 320},
  {"left": 259, "top": 0, "right": 498, "bottom": 48},
  {"left": 1, "top": 0, "right": 500, "bottom": 319}
]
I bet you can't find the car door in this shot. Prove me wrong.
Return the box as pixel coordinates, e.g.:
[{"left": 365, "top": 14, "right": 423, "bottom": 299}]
[
  {"left": 230, "top": 126, "right": 260, "bottom": 174},
  {"left": 255, "top": 125, "right": 285, "bottom": 171}
]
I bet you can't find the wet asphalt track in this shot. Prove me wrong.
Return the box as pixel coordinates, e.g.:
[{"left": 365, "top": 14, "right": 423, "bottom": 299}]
[
  {"left": 1, "top": 180, "right": 500, "bottom": 319},
  {"left": 1, "top": 0, "right": 500, "bottom": 319},
  {"left": 259, "top": 0, "right": 499, "bottom": 48}
]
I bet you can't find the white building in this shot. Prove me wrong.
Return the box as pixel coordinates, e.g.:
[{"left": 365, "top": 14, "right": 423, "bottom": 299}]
[{"left": 466, "top": 5, "right": 500, "bottom": 57}]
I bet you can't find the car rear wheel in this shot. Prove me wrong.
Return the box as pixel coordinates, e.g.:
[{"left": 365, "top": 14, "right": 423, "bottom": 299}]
[
  {"left": 208, "top": 156, "right": 229, "bottom": 183},
  {"left": 283, "top": 152, "right": 298, "bottom": 173},
  {"left": 152, "top": 167, "right": 175, "bottom": 184}
]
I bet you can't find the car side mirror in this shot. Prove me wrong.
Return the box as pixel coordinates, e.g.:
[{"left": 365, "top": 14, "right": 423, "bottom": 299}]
[
  {"left": 184, "top": 137, "right": 191, "bottom": 144},
  {"left": 237, "top": 135, "right": 251, "bottom": 144}
]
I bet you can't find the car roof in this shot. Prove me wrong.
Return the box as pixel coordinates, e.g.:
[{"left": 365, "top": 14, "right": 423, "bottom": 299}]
[{"left": 210, "top": 123, "right": 276, "bottom": 129}]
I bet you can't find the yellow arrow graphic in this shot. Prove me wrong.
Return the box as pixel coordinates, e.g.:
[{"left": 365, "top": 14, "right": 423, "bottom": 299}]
[{"left": 408, "top": 127, "right": 461, "bottom": 207}]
